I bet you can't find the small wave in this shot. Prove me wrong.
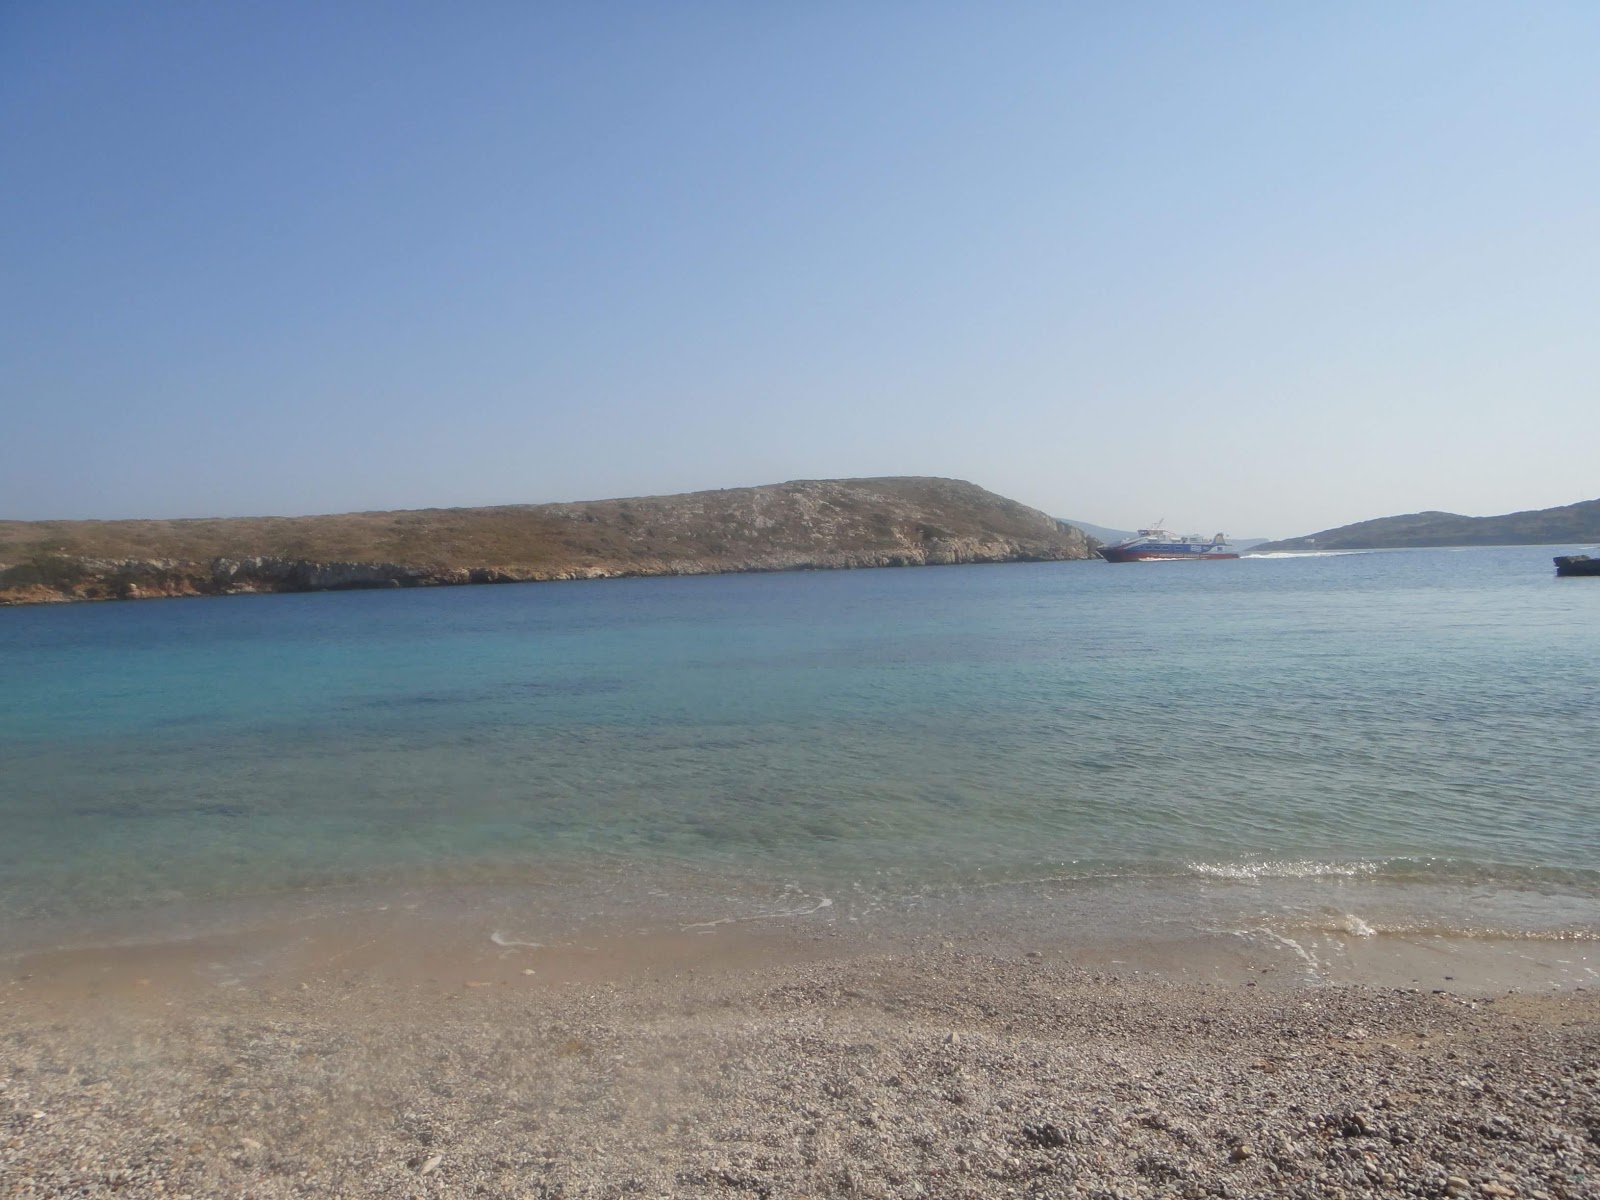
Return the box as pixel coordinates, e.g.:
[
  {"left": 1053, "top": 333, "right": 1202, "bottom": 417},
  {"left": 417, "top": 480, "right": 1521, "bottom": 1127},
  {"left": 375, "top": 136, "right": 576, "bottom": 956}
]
[
  {"left": 1183, "top": 857, "right": 1600, "bottom": 890},
  {"left": 1340, "top": 913, "right": 1377, "bottom": 938},
  {"left": 681, "top": 897, "right": 834, "bottom": 931},
  {"left": 1187, "top": 859, "right": 1384, "bottom": 881},
  {"left": 489, "top": 930, "right": 543, "bottom": 949},
  {"left": 1282, "top": 917, "right": 1600, "bottom": 944}
]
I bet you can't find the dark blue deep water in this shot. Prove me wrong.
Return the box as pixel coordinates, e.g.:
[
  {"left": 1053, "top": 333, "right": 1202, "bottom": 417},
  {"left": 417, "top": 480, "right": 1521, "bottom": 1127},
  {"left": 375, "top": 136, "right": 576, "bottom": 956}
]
[{"left": 2, "top": 546, "right": 1597, "bottom": 957}]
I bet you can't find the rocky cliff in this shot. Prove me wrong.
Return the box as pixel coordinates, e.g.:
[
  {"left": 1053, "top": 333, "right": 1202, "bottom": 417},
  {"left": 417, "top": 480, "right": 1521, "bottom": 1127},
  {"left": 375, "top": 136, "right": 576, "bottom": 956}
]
[
  {"left": 0, "top": 478, "right": 1097, "bottom": 605},
  {"left": 1251, "top": 497, "right": 1600, "bottom": 553}
]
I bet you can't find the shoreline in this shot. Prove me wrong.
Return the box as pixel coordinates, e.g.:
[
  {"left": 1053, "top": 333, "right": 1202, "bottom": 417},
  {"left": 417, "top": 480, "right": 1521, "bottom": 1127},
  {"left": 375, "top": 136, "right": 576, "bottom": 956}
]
[
  {"left": 5, "top": 870, "right": 1596, "bottom": 1008},
  {"left": 0, "top": 550, "right": 1100, "bottom": 607},
  {"left": 4, "top": 927, "right": 1596, "bottom": 1198}
]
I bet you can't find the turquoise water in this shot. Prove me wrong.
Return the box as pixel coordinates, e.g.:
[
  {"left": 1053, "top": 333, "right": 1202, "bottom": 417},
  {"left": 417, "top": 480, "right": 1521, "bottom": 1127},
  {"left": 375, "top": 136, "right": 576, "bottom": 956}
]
[{"left": 2, "top": 547, "right": 1598, "bottom": 954}]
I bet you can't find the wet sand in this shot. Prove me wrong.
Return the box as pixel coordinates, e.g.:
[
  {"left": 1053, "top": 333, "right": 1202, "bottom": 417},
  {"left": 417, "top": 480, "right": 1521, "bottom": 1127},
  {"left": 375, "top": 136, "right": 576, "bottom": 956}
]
[{"left": 3, "top": 911, "right": 1597, "bottom": 1199}]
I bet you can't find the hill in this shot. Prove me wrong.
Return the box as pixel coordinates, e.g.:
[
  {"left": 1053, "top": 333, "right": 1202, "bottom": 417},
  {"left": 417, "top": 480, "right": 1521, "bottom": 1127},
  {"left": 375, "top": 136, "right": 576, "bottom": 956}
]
[
  {"left": 0, "top": 477, "right": 1097, "bottom": 605},
  {"left": 1058, "top": 518, "right": 1135, "bottom": 545},
  {"left": 1250, "top": 497, "right": 1600, "bottom": 553}
]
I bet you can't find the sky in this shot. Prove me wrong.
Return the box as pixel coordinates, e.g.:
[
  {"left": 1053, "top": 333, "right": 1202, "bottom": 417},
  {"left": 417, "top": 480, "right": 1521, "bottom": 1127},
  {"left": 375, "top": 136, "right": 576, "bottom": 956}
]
[{"left": 3, "top": 3, "right": 1597, "bottom": 538}]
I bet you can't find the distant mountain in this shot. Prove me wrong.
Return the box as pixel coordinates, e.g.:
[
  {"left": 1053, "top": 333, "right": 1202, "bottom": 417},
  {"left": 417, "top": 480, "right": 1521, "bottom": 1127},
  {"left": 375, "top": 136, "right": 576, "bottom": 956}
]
[
  {"left": 1060, "top": 519, "right": 1269, "bottom": 551},
  {"left": 0, "top": 477, "right": 1098, "bottom": 605},
  {"left": 1251, "top": 498, "right": 1600, "bottom": 553},
  {"left": 1058, "top": 519, "right": 1133, "bottom": 545}
]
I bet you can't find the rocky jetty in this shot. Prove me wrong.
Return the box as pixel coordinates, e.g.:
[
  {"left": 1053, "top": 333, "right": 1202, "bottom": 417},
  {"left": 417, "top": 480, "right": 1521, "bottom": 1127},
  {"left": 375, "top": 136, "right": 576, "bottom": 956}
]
[{"left": 0, "top": 477, "right": 1096, "bottom": 605}]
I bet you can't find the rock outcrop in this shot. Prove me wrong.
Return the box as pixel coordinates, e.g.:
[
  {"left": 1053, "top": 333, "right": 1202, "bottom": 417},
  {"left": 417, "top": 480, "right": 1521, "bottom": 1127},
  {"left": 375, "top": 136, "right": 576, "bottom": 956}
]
[{"left": 0, "top": 478, "right": 1097, "bottom": 605}]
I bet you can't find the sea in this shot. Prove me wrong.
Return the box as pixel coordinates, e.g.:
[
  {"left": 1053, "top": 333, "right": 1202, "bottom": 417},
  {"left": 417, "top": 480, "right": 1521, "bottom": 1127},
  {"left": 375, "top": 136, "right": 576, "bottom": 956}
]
[{"left": 2, "top": 545, "right": 1597, "bottom": 984}]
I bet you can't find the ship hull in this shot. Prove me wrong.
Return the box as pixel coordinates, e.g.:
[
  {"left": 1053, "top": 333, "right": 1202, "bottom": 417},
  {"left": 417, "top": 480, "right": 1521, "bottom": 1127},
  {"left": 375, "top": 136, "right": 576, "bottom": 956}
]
[
  {"left": 1098, "top": 547, "right": 1240, "bottom": 563},
  {"left": 1554, "top": 554, "right": 1600, "bottom": 577}
]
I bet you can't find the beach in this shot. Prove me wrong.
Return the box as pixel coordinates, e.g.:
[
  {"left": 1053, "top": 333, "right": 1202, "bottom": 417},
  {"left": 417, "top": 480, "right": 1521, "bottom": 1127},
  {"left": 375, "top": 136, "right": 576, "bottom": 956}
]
[
  {"left": 4, "top": 915, "right": 1599, "bottom": 1199},
  {"left": 11, "top": 1, "right": 1600, "bottom": 1193}
]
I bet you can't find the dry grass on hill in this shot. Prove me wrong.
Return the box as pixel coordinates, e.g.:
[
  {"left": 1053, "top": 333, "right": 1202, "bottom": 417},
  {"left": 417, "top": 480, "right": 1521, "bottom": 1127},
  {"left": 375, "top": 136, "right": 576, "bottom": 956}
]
[{"left": 0, "top": 478, "right": 1097, "bottom": 604}]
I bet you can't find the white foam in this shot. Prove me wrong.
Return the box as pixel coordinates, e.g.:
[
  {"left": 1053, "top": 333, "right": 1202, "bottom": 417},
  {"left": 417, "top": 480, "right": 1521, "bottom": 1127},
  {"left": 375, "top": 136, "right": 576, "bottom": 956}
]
[
  {"left": 1340, "top": 914, "right": 1378, "bottom": 938},
  {"left": 1243, "top": 550, "right": 1373, "bottom": 559},
  {"left": 489, "top": 931, "right": 543, "bottom": 949},
  {"left": 1188, "top": 859, "right": 1379, "bottom": 881},
  {"left": 681, "top": 897, "right": 834, "bottom": 931},
  {"left": 1234, "top": 926, "right": 1323, "bottom": 975}
]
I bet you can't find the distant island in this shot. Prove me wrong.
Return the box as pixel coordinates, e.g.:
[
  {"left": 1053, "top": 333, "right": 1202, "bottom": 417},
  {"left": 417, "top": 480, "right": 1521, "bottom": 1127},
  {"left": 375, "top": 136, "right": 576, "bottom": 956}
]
[
  {"left": 1251, "top": 496, "right": 1600, "bottom": 553},
  {"left": 1057, "top": 518, "right": 1139, "bottom": 546},
  {"left": 0, "top": 477, "right": 1097, "bottom": 605}
]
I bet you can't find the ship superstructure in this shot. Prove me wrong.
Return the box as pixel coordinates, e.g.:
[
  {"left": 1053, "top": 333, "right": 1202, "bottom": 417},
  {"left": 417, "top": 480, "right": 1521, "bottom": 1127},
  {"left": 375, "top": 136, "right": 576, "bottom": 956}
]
[{"left": 1097, "top": 526, "right": 1239, "bottom": 563}]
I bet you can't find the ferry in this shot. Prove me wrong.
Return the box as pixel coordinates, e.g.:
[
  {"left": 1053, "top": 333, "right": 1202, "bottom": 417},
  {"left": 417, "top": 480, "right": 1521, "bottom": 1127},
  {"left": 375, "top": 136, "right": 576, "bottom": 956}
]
[{"left": 1097, "top": 526, "right": 1239, "bottom": 563}]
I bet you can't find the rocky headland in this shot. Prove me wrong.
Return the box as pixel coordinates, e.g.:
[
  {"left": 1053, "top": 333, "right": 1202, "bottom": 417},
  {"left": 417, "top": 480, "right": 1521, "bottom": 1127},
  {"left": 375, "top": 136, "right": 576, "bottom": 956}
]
[{"left": 0, "top": 478, "right": 1096, "bottom": 605}]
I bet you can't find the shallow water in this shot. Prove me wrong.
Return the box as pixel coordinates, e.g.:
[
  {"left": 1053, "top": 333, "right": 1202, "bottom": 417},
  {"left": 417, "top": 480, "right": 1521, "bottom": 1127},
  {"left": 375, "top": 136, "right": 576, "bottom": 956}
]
[{"left": 2, "top": 546, "right": 1597, "bottom": 978}]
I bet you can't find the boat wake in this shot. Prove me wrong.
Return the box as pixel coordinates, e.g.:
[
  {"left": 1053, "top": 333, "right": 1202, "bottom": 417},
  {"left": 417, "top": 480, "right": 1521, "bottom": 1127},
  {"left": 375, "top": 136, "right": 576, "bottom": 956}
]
[{"left": 1243, "top": 550, "right": 1374, "bottom": 559}]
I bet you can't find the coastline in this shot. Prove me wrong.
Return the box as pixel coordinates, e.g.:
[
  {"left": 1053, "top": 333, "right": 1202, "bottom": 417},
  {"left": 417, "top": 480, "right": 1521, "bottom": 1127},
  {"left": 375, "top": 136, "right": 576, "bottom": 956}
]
[
  {"left": 4, "top": 917, "right": 1596, "bottom": 1198},
  {"left": 0, "top": 547, "right": 1097, "bottom": 608}
]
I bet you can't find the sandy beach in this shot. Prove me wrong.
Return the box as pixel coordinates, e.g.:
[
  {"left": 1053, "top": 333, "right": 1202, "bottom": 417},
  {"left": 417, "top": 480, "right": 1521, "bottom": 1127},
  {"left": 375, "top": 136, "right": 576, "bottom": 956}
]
[{"left": 4, "top": 919, "right": 1596, "bottom": 1200}]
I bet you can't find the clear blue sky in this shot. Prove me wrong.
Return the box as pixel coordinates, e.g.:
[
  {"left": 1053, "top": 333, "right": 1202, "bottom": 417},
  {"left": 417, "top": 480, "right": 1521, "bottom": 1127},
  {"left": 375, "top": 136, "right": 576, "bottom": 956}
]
[{"left": 3, "top": 2, "right": 1596, "bottom": 537}]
